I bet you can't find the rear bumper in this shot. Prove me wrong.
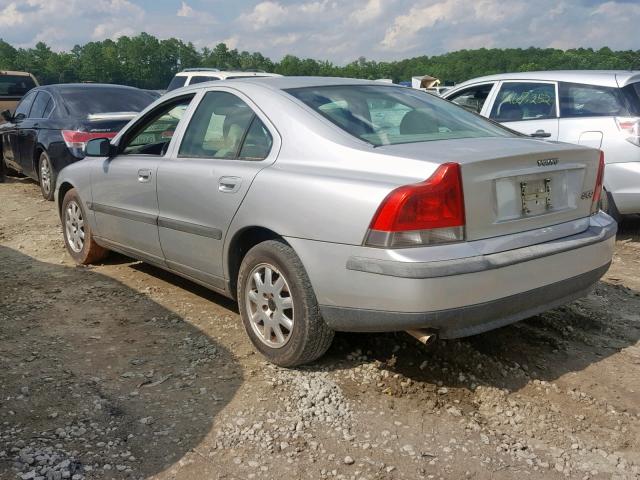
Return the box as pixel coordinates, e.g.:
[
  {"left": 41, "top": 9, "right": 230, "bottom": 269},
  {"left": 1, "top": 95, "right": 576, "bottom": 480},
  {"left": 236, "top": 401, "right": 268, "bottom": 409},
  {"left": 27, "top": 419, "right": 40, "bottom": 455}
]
[
  {"left": 320, "top": 263, "right": 609, "bottom": 337},
  {"left": 287, "top": 213, "right": 616, "bottom": 337}
]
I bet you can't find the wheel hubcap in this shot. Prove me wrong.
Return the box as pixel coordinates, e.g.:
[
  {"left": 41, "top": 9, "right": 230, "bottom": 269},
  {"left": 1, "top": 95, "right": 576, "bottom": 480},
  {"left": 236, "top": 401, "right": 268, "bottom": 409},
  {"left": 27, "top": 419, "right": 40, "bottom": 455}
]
[
  {"left": 64, "top": 200, "right": 85, "bottom": 253},
  {"left": 246, "top": 263, "right": 294, "bottom": 349},
  {"left": 40, "top": 156, "right": 51, "bottom": 194}
]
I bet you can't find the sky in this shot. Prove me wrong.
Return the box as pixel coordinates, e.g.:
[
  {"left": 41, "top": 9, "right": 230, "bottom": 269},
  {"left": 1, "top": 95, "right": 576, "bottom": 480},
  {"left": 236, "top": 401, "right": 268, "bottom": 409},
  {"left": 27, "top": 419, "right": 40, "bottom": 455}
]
[{"left": 0, "top": 0, "right": 639, "bottom": 63}]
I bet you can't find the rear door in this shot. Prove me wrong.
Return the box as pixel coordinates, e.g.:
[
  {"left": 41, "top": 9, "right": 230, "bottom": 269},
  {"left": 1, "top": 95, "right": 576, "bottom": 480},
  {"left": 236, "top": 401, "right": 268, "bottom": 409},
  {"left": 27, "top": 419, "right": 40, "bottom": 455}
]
[
  {"left": 488, "top": 81, "right": 560, "bottom": 140},
  {"left": 90, "top": 94, "right": 196, "bottom": 263},
  {"left": 156, "top": 88, "right": 278, "bottom": 288}
]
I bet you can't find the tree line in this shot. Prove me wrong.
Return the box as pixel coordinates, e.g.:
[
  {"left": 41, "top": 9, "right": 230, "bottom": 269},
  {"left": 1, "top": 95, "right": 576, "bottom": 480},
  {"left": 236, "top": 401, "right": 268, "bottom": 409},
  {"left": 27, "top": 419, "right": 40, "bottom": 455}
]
[{"left": 1, "top": 32, "right": 639, "bottom": 89}]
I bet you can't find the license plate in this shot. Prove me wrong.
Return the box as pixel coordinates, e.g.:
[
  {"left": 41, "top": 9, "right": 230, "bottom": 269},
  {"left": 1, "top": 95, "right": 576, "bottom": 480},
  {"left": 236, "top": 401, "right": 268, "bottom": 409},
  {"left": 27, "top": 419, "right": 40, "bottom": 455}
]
[{"left": 520, "top": 178, "right": 552, "bottom": 215}]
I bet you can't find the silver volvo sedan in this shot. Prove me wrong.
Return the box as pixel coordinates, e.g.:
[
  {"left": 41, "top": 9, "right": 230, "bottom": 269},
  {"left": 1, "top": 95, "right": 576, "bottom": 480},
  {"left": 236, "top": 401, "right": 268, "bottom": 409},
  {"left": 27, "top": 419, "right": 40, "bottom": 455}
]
[{"left": 54, "top": 77, "right": 616, "bottom": 366}]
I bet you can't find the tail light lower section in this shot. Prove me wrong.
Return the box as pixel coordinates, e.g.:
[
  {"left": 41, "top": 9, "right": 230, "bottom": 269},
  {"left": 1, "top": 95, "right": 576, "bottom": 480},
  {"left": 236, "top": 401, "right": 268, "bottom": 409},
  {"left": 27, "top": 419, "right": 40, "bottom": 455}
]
[
  {"left": 365, "top": 163, "right": 466, "bottom": 248},
  {"left": 62, "top": 130, "right": 117, "bottom": 157},
  {"left": 591, "top": 150, "right": 605, "bottom": 215},
  {"left": 615, "top": 117, "right": 640, "bottom": 146}
]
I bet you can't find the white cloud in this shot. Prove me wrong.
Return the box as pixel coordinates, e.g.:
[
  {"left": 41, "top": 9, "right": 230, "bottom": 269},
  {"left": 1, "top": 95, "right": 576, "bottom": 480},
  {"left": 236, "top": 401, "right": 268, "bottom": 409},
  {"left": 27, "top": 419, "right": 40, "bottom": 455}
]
[
  {"left": 349, "top": 0, "right": 385, "bottom": 25},
  {"left": 177, "top": 1, "right": 194, "bottom": 17},
  {"left": 0, "top": 3, "right": 24, "bottom": 27}
]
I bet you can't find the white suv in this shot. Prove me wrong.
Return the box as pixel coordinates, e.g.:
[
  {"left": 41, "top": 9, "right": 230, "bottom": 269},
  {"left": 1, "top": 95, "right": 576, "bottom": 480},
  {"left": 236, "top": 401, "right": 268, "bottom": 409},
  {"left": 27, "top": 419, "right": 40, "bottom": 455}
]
[
  {"left": 167, "top": 69, "right": 282, "bottom": 91},
  {"left": 442, "top": 71, "right": 640, "bottom": 219}
]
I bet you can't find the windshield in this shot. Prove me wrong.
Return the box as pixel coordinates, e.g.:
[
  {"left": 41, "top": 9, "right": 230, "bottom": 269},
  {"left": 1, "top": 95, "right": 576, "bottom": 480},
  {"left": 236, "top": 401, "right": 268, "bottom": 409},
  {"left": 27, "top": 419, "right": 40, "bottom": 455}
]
[
  {"left": 0, "top": 75, "right": 37, "bottom": 97},
  {"left": 60, "top": 87, "right": 155, "bottom": 116},
  {"left": 286, "top": 85, "right": 514, "bottom": 146},
  {"left": 167, "top": 76, "right": 188, "bottom": 91}
]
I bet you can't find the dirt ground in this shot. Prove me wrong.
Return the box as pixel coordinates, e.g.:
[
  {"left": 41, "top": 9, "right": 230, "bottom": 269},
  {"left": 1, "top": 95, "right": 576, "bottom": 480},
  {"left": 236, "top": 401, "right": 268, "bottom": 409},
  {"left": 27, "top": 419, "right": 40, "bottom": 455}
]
[{"left": 1, "top": 177, "right": 639, "bottom": 480}]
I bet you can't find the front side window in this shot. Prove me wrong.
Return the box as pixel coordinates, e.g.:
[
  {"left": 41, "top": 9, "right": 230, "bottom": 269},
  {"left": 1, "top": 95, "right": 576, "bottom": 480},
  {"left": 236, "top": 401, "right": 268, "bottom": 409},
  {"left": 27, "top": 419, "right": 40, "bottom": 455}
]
[
  {"left": 121, "top": 96, "right": 194, "bottom": 156},
  {"left": 14, "top": 91, "right": 37, "bottom": 117},
  {"left": 29, "top": 91, "right": 53, "bottom": 119},
  {"left": 559, "top": 82, "right": 640, "bottom": 117},
  {"left": 447, "top": 83, "right": 494, "bottom": 113},
  {"left": 490, "top": 82, "right": 557, "bottom": 122},
  {"left": 286, "top": 85, "right": 512, "bottom": 146},
  {"left": 179, "top": 91, "right": 272, "bottom": 160}
]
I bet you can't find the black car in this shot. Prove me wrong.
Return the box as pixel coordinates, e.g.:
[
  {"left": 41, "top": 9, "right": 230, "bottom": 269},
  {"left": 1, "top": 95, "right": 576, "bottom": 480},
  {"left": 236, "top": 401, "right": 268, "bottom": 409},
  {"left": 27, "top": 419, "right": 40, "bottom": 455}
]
[{"left": 0, "top": 84, "right": 156, "bottom": 199}]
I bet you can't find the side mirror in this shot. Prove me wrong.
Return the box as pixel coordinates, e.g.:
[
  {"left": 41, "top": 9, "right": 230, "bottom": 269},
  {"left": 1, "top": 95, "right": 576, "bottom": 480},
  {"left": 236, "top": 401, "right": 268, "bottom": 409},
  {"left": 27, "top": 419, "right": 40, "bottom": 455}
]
[
  {"left": 1, "top": 110, "right": 13, "bottom": 122},
  {"left": 85, "top": 138, "right": 114, "bottom": 157}
]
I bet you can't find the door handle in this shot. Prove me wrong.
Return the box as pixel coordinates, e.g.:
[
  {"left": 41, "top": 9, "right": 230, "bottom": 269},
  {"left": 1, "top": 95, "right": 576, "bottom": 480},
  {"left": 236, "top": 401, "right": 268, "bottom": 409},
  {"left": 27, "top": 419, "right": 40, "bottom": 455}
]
[
  {"left": 138, "top": 169, "right": 152, "bottom": 183},
  {"left": 531, "top": 129, "right": 552, "bottom": 138},
  {"left": 218, "top": 176, "right": 242, "bottom": 193}
]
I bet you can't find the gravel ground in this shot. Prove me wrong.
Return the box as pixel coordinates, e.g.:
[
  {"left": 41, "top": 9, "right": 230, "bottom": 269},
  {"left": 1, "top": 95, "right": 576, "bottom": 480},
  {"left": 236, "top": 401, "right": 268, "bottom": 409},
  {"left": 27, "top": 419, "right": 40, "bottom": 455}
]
[{"left": 1, "top": 177, "right": 639, "bottom": 480}]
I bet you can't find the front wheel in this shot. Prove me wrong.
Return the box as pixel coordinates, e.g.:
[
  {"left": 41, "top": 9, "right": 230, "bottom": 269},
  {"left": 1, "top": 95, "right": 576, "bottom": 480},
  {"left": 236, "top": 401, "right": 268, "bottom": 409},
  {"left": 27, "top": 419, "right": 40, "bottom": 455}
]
[
  {"left": 62, "top": 188, "right": 109, "bottom": 264},
  {"left": 237, "top": 240, "right": 334, "bottom": 367},
  {"left": 38, "top": 151, "right": 55, "bottom": 201}
]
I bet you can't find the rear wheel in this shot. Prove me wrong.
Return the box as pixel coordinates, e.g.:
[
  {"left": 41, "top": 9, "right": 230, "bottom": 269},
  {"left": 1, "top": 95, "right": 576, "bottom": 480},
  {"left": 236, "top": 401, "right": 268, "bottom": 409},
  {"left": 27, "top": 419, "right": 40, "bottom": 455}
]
[
  {"left": 237, "top": 240, "right": 334, "bottom": 367},
  {"left": 38, "top": 151, "right": 55, "bottom": 201},
  {"left": 600, "top": 189, "right": 622, "bottom": 223},
  {"left": 62, "top": 188, "right": 109, "bottom": 264}
]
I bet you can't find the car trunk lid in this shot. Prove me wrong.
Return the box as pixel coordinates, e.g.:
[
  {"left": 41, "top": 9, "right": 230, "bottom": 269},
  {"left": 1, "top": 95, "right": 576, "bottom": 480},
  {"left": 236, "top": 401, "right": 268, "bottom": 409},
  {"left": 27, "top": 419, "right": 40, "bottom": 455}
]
[{"left": 372, "top": 137, "right": 601, "bottom": 242}]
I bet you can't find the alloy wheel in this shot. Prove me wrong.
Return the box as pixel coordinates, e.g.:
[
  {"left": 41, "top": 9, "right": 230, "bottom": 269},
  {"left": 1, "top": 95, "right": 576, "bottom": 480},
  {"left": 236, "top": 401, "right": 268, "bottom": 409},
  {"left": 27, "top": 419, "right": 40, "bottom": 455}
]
[
  {"left": 245, "top": 263, "right": 294, "bottom": 348},
  {"left": 64, "top": 200, "right": 85, "bottom": 253}
]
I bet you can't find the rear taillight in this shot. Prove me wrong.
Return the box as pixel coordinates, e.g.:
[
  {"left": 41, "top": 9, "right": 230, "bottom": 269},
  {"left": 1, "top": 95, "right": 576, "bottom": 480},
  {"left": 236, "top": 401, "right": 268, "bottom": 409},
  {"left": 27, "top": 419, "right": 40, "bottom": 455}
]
[
  {"left": 365, "top": 163, "right": 465, "bottom": 248},
  {"left": 591, "top": 150, "right": 605, "bottom": 215},
  {"left": 62, "top": 130, "right": 117, "bottom": 157},
  {"left": 615, "top": 117, "right": 640, "bottom": 146}
]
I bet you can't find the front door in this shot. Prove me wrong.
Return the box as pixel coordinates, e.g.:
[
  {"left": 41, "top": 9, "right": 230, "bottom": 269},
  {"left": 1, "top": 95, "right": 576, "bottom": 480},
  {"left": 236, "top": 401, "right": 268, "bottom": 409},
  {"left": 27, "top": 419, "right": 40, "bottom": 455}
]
[
  {"left": 157, "top": 89, "right": 278, "bottom": 289},
  {"left": 488, "top": 81, "right": 560, "bottom": 140},
  {"left": 3, "top": 90, "right": 37, "bottom": 172},
  {"left": 91, "top": 95, "right": 196, "bottom": 263}
]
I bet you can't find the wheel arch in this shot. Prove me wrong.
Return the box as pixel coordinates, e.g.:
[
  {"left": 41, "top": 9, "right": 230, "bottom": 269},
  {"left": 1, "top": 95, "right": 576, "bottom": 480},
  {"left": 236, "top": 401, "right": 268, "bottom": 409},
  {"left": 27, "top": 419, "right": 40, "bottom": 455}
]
[
  {"left": 226, "top": 226, "right": 290, "bottom": 300},
  {"left": 57, "top": 181, "right": 75, "bottom": 216}
]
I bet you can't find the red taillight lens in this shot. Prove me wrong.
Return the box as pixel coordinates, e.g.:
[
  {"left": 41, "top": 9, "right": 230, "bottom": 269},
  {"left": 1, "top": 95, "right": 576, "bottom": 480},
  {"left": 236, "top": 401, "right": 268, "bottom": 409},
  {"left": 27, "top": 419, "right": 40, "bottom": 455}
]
[
  {"left": 591, "top": 150, "right": 605, "bottom": 215},
  {"left": 366, "top": 163, "right": 465, "bottom": 248},
  {"left": 62, "top": 130, "right": 117, "bottom": 154}
]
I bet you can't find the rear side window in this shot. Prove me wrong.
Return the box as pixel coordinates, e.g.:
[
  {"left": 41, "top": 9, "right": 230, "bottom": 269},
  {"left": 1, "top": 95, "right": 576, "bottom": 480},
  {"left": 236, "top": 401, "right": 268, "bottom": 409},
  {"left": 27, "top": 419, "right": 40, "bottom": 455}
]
[
  {"left": 29, "top": 91, "right": 53, "bottom": 118},
  {"left": 167, "top": 76, "right": 187, "bottom": 91},
  {"left": 559, "top": 82, "right": 639, "bottom": 118},
  {"left": 490, "top": 82, "right": 557, "bottom": 122},
  {"left": 0, "top": 75, "right": 36, "bottom": 97},
  {"left": 447, "top": 83, "right": 494, "bottom": 113},
  {"left": 179, "top": 91, "right": 272, "bottom": 160}
]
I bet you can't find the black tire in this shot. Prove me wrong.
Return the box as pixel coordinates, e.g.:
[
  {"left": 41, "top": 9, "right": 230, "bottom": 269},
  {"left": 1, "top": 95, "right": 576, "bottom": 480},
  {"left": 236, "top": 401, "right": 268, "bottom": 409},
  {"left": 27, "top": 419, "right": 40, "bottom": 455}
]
[
  {"left": 38, "top": 150, "right": 56, "bottom": 201},
  {"left": 0, "top": 155, "right": 5, "bottom": 183},
  {"left": 62, "top": 188, "right": 109, "bottom": 265},
  {"left": 237, "top": 240, "right": 334, "bottom": 367},
  {"left": 601, "top": 189, "right": 622, "bottom": 224}
]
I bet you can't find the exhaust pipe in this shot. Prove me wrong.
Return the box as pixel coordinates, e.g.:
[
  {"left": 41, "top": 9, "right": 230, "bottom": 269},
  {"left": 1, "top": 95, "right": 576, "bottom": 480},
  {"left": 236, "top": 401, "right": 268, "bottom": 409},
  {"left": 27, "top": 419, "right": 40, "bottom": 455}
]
[{"left": 406, "top": 329, "right": 437, "bottom": 346}]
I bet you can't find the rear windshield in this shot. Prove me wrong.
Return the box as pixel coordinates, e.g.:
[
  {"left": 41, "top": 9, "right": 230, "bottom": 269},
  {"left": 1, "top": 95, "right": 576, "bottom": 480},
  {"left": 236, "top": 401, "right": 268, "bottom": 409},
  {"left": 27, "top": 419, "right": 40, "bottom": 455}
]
[
  {"left": 559, "top": 82, "right": 640, "bottom": 118},
  {"left": 189, "top": 76, "right": 220, "bottom": 85},
  {"left": 60, "top": 87, "right": 155, "bottom": 116},
  {"left": 286, "top": 85, "right": 513, "bottom": 146},
  {"left": 0, "top": 75, "right": 36, "bottom": 97},
  {"left": 167, "top": 76, "right": 188, "bottom": 91}
]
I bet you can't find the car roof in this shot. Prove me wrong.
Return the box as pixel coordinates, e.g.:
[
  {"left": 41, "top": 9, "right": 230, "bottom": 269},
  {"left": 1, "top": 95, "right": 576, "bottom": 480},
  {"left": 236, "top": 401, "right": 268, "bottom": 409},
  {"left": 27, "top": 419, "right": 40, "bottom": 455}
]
[
  {"left": 176, "top": 71, "right": 282, "bottom": 79},
  {"left": 0, "top": 70, "right": 34, "bottom": 77},
  {"left": 40, "top": 83, "right": 145, "bottom": 92},
  {"left": 451, "top": 70, "right": 640, "bottom": 89}
]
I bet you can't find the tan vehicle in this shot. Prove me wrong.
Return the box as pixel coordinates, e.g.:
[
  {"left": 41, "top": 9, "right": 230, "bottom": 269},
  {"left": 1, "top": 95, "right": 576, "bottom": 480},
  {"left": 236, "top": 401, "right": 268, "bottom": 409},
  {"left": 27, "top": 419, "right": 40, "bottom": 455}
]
[{"left": 0, "top": 71, "right": 39, "bottom": 118}]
